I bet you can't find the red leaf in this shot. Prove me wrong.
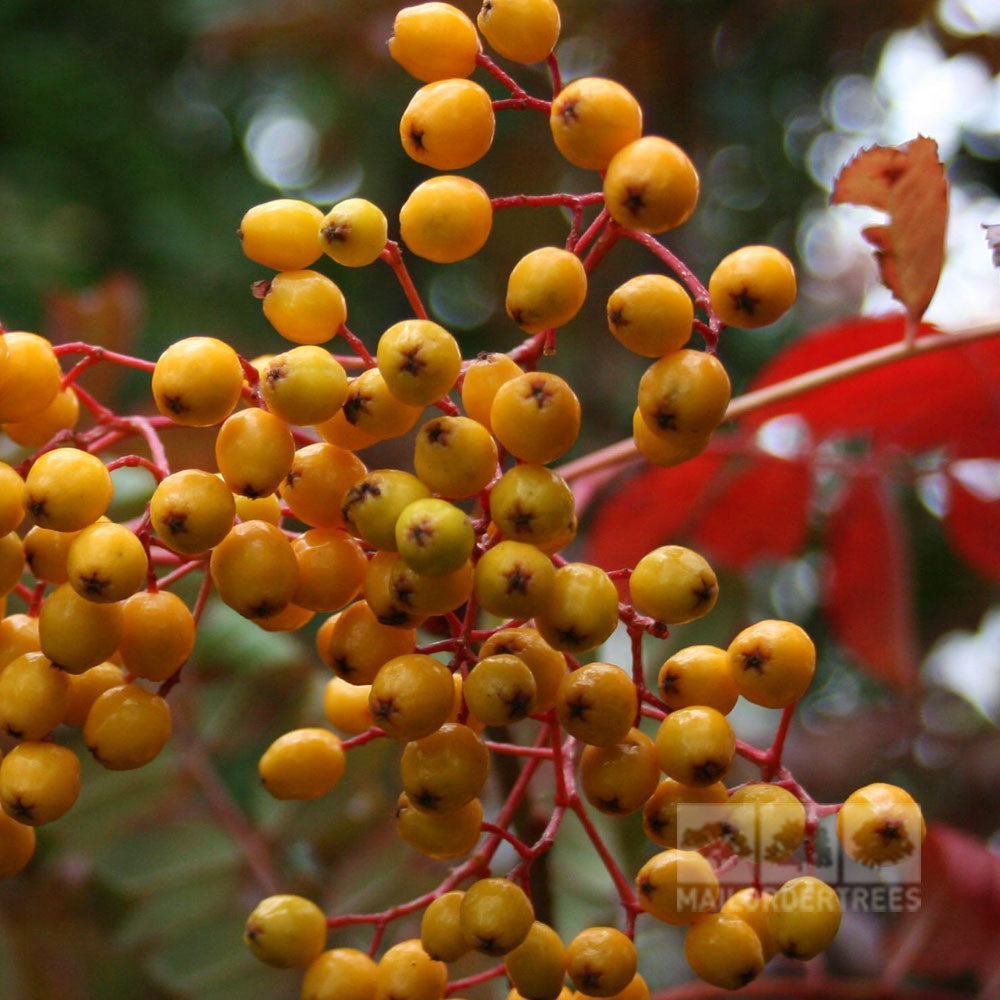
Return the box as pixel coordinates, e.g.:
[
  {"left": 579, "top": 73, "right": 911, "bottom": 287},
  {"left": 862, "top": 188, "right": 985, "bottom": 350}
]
[
  {"left": 691, "top": 456, "right": 812, "bottom": 570},
  {"left": 824, "top": 477, "right": 917, "bottom": 689},
  {"left": 831, "top": 137, "right": 948, "bottom": 319},
  {"left": 586, "top": 451, "right": 724, "bottom": 572},
  {"left": 944, "top": 469, "right": 1000, "bottom": 583},
  {"left": 744, "top": 315, "right": 1000, "bottom": 453},
  {"left": 889, "top": 824, "right": 1000, "bottom": 982}
]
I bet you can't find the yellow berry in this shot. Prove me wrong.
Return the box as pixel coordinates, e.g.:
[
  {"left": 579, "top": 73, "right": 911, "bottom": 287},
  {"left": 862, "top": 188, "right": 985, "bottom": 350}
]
[
  {"left": 837, "top": 782, "right": 925, "bottom": 867},
  {"left": 0, "top": 651, "right": 71, "bottom": 740},
  {"left": 375, "top": 939, "right": 447, "bottom": 1000},
  {"left": 414, "top": 415, "right": 498, "bottom": 499},
  {"left": 66, "top": 520, "right": 148, "bottom": 604},
  {"left": 684, "top": 914, "right": 764, "bottom": 990},
  {"left": 118, "top": 589, "right": 195, "bottom": 683},
  {"left": 477, "top": 0, "right": 560, "bottom": 64},
  {"left": 4, "top": 385, "right": 79, "bottom": 448},
  {"left": 0, "top": 809, "right": 36, "bottom": 879},
  {"left": 259, "top": 728, "right": 346, "bottom": 800},
  {"left": 389, "top": 3, "right": 481, "bottom": 82},
  {"left": 421, "top": 891, "right": 472, "bottom": 963},
  {"left": 565, "top": 927, "right": 636, "bottom": 999},
  {"left": 377, "top": 319, "right": 462, "bottom": 408},
  {"left": 490, "top": 371, "right": 580, "bottom": 465},
  {"left": 293, "top": 527, "right": 368, "bottom": 612},
  {"left": 723, "top": 783, "right": 806, "bottom": 863},
  {"left": 24, "top": 448, "right": 113, "bottom": 532},
  {"left": 629, "top": 545, "right": 718, "bottom": 625},
  {"left": 727, "top": 619, "right": 816, "bottom": 709},
  {"left": 260, "top": 346, "right": 349, "bottom": 426},
  {"left": 0, "top": 741, "right": 81, "bottom": 826},
  {"left": 245, "top": 894, "right": 327, "bottom": 968},
  {"left": 152, "top": 336, "right": 244, "bottom": 427},
  {"left": 464, "top": 653, "right": 538, "bottom": 725},
  {"left": 642, "top": 778, "right": 728, "bottom": 850},
  {"left": 400, "top": 79, "right": 495, "bottom": 171},
  {"left": 461, "top": 352, "right": 522, "bottom": 432},
  {"left": 262, "top": 270, "right": 348, "bottom": 345},
  {"left": 631, "top": 407, "right": 710, "bottom": 468},
  {"left": 400, "top": 175, "right": 492, "bottom": 264},
  {"left": 479, "top": 628, "right": 565, "bottom": 714},
  {"left": 84, "top": 683, "right": 172, "bottom": 770},
  {"left": 39, "top": 582, "right": 123, "bottom": 674},
  {"left": 636, "top": 350, "right": 731, "bottom": 439},
  {"left": 322, "top": 677, "right": 373, "bottom": 735},
  {"left": 536, "top": 563, "right": 619, "bottom": 655},
  {"left": 550, "top": 78, "right": 642, "bottom": 171},
  {"left": 324, "top": 601, "right": 416, "bottom": 683},
  {"left": 556, "top": 662, "right": 636, "bottom": 747},
  {"left": 302, "top": 948, "right": 378, "bottom": 1000},
  {"left": 709, "top": 245, "right": 796, "bottom": 329},
  {"left": 460, "top": 877, "right": 534, "bottom": 955},
  {"left": 150, "top": 469, "right": 236, "bottom": 555},
  {"left": 320, "top": 198, "right": 389, "bottom": 267},
  {"left": 0, "top": 463, "right": 25, "bottom": 536},
  {"left": 342, "top": 469, "right": 431, "bottom": 551},
  {"left": 505, "top": 921, "right": 566, "bottom": 1000},
  {"left": 0, "top": 332, "right": 62, "bottom": 423},
  {"left": 369, "top": 653, "right": 454, "bottom": 740},
  {"left": 580, "top": 728, "right": 659, "bottom": 816},
  {"left": 489, "top": 464, "right": 575, "bottom": 549},
  {"left": 720, "top": 888, "right": 777, "bottom": 961},
  {"left": 209, "top": 520, "right": 299, "bottom": 620},
  {"left": 396, "top": 791, "right": 483, "bottom": 859},
  {"left": 635, "top": 849, "right": 719, "bottom": 925},
  {"left": 606, "top": 275, "right": 693, "bottom": 358},
  {"left": 506, "top": 247, "right": 588, "bottom": 334},
  {"left": 63, "top": 661, "right": 126, "bottom": 728},
  {"left": 240, "top": 199, "right": 324, "bottom": 271},
  {"left": 216, "top": 407, "right": 296, "bottom": 499},
  {"left": 343, "top": 368, "right": 423, "bottom": 441},
  {"left": 280, "top": 442, "right": 367, "bottom": 529},
  {"left": 604, "top": 137, "right": 699, "bottom": 234},
  {"left": 657, "top": 645, "right": 738, "bottom": 715},
  {"left": 654, "top": 706, "right": 735, "bottom": 787},
  {"left": 767, "top": 876, "right": 841, "bottom": 960}
]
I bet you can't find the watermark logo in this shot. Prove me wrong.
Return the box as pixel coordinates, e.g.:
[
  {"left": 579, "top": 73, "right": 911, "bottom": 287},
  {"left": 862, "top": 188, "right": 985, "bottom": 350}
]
[{"left": 672, "top": 803, "right": 922, "bottom": 913}]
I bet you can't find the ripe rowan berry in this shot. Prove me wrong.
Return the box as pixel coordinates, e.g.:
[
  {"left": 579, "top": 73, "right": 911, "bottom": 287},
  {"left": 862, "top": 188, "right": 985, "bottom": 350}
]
[
  {"left": 580, "top": 728, "right": 659, "bottom": 816},
  {"left": 465, "top": 654, "right": 538, "bottom": 725},
  {"left": 150, "top": 468, "right": 236, "bottom": 555},
  {"left": 709, "top": 245, "right": 796, "bottom": 329},
  {"left": 66, "top": 520, "right": 148, "bottom": 604},
  {"left": 768, "top": 876, "right": 841, "bottom": 960},
  {"left": 210, "top": 520, "right": 299, "bottom": 620},
  {"left": 84, "top": 683, "right": 172, "bottom": 770},
  {"left": 401, "top": 722, "right": 489, "bottom": 812},
  {"left": 23, "top": 525, "right": 78, "bottom": 584},
  {"left": 504, "top": 921, "right": 566, "bottom": 1000},
  {"left": 477, "top": 0, "right": 561, "bottom": 64},
  {"left": 343, "top": 368, "right": 424, "bottom": 441},
  {"left": 292, "top": 528, "right": 368, "bottom": 612},
  {"left": 0, "top": 332, "right": 62, "bottom": 423},
  {"left": 401, "top": 79, "right": 495, "bottom": 170},
  {"left": 323, "top": 677, "right": 373, "bottom": 735},
  {"left": 723, "top": 783, "right": 806, "bottom": 862},
  {"left": 490, "top": 371, "right": 581, "bottom": 464},
  {"left": 302, "top": 948, "right": 378, "bottom": 1000},
  {"left": 342, "top": 469, "right": 431, "bottom": 551},
  {"left": 606, "top": 275, "right": 694, "bottom": 358},
  {"left": 574, "top": 973, "right": 649, "bottom": 1000},
  {"left": 389, "top": 3, "right": 481, "bottom": 82},
  {"left": 655, "top": 706, "right": 735, "bottom": 787},
  {"left": 474, "top": 540, "right": 555, "bottom": 620},
  {"left": 556, "top": 662, "right": 636, "bottom": 747},
  {"left": 262, "top": 269, "right": 348, "bottom": 345},
  {"left": 536, "top": 563, "right": 619, "bottom": 655},
  {"left": 315, "top": 406, "right": 381, "bottom": 451},
  {"left": 377, "top": 319, "right": 462, "bottom": 408},
  {"left": 636, "top": 350, "right": 731, "bottom": 439},
  {"left": 5, "top": 385, "right": 79, "bottom": 449},
  {"left": 642, "top": 778, "right": 728, "bottom": 850},
  {"left": 566, "top": 927, "right": 636, "bottom": 999},
  {"left": 629, "top": 545, "right": 718, "bottom": 625},
  {"left": 39, "top": 582, "right": 123, "bottom": 674},
  {"left": 0, "top": 531, "right": 25, "bottom": 596},
  {"left": 217, "top": 406, "right": 296, "bottom": 500},
  {"left": 239, "top": 199, "right": 324, "bottom": 271},
  {"left": 461, "top": 352, "right": 523, "bottom": 432},
  {"left": 151, "top": 336, "right": 244, "bottom": 427},
  {"left": 369, "top": 653, "right": 454, "bottom": 740},
  {"left": 374, "top": 939, "right": 447, "bottom": 1000},
  {"left": 244, "top": 894, "right": 327, "bottom": 968},
  {"left": 550, "top": 78, "right": 642, "bottom": 172},
  {"left": 324, "top": 601, "right": 417, "bottom": 684},
  {"left": 720, "top": 888, "right": 777, "bottom": 961},
  {"left": 24, "top": 447, "right": 113, "bottom": 532},
  {"left": 0, "top": 613, "right": 40, "bottom": 671},
  {"left": 630, "top": 408, "right": 711, "bottom": 468},
  {"left": 506, "top": 247, "right": 588, "bottom": 334},
  {"left": 460, "top": 877, "right": 534, "bottom": 955},
  {"left": 388, "top": 553, "right": 474, "bottom": 617},
  {"left": 634, "top": 849, "right": 719, "bottom": 925},
  {"left": 253, "top": 601, "right": 314, "bottom": 633},
  {"left": 396, "top": 790, "right": 483, "bottom": 859},
  {"left": 63, "top": 661, "right": 126, "bottom": 728},
  {"left": 480, "top": 627, "right": 565, "bottom": 714},
  {"left": 0, "top": 463, "right": 25, "bottom": 537},
  {"left": 489, "top": 464, "right": 575, "bottom": 550},
  {"left": 836, "top": 782, "right": 925, "bottom": 867},
  {"left": 0, "top": 651, "right": 70, "bottom": 740},
  {"left": 399, "top": 175, "right": 492, "bottom": 263},
  {"left": 280, "top": 442, "right": 367, "bottom": 529},
  {"left": 417, "top": 892, "right": 471, "bottom": 964},
  {"left": 259, "top": 727, "right": 346, "bottom": 800},
  {"left": 604, "top": 135, "right": 699, "bottom": 233},
  {"left": 396, "top": 498, "right": 474, "bottom": 577},
  {"left": 0, "top": 808, "right": 36, "bottom": 879},
  {"left": 320, "top": 198, "right": 389, "bottom": 267},
  {"left": 233, "top": 489, "right": 282, "bottom": 525},
  {"left": 260, "top": 346, "right": 349, "bottom": 426},
  {"left": 727, "top": 619, "right": 815, "bottom": 709},
  {"left": 684, "top": 914, "right": 764, "bottom": 990},
  {"left": 0, "top": 741, "right": 81, "bottom": 825},
  {"left": 414, "top": 415, "right": 498, "bottom": 498},
  {"left": 657, "top": 645, "right": 737, "bottom": 715}
]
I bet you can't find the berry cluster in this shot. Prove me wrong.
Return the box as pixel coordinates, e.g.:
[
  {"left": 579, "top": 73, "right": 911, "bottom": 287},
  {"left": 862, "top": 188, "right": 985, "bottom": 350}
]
[{"left": 0, "top": 0, "right": 925, "bottom": 995}]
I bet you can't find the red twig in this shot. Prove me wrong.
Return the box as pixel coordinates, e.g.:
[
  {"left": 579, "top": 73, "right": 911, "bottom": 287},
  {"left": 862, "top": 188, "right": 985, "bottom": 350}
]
[{"left": 380, "top": 241, "right": 429, "bottom": 320}]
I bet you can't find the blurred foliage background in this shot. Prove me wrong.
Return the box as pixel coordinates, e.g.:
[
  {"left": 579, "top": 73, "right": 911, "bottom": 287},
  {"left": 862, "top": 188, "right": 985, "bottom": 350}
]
[{"left": 1, "top": 0, "right": 999, "bottom": 997}]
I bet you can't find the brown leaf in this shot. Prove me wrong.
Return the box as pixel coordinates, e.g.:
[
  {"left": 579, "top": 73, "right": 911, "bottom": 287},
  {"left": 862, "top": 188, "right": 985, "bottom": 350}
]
[{"left": 831, "top": 136, "right": 948, "bottom": 320}]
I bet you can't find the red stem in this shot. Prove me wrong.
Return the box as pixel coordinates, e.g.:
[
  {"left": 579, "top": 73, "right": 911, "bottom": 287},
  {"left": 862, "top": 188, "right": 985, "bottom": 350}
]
[{"left": 380, "top": 241, "right": 429, "bottom": 320}]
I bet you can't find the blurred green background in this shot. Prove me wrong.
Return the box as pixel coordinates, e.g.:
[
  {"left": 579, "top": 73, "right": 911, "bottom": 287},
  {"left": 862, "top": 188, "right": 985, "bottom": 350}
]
[{"left": 1, "top": 0, "right": 999, "bottom": 997}]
